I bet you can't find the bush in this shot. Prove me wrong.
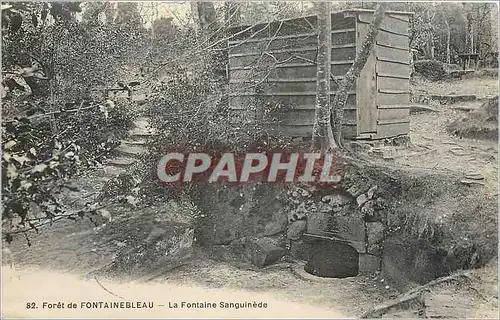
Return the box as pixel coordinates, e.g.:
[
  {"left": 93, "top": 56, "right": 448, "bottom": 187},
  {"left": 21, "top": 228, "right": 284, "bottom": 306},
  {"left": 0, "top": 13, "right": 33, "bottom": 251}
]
[
  {"left": 1, "top": 100, "right": 134, "bottom": 240},
  {"left": 414, "top": 60, "right": 448, "bottom": 80}
]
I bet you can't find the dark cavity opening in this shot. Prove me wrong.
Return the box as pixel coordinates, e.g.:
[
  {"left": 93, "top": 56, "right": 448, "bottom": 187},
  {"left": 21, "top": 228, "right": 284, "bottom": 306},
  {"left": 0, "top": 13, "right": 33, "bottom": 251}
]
[{"left": 304, "top": 240, "right": 359, "bottom": 278}]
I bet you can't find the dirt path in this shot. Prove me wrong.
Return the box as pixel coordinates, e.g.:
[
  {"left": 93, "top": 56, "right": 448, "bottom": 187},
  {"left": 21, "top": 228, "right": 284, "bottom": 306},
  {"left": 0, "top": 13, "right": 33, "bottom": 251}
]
[{"left": 1, "top": 266, "right": 348, "bottom": 319}]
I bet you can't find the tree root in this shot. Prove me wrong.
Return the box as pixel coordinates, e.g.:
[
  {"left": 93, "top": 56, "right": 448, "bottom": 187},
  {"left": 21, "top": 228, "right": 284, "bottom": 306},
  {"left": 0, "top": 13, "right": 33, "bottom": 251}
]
[{"left": 361, "top": 271, "right": 473, "bottom": 318}]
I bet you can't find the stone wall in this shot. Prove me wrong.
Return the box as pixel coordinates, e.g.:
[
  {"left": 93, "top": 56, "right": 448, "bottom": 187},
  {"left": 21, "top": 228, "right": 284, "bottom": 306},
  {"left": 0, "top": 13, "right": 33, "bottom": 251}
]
[{"left": 193, "top": 172, "right": 387, "bottom": 274}]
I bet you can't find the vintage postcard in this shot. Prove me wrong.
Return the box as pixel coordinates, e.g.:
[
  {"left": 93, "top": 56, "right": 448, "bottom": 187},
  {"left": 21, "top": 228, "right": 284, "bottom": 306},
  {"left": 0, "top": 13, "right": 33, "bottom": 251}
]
[{"left": 1, "top": 1, "right": 498, "bottom": 318}]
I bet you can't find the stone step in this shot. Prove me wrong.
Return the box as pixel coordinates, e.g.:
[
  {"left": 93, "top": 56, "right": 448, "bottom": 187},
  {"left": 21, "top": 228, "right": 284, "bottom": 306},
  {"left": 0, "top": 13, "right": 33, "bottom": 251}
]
[
  {"left": 116, "top": 144, "right": 147, "bottom": 158},
  {"left": 133, "top": 118, "right": 152, "bottom": 129},
  {"left": 103, "top": 166, "right": 124, "bottom": 177},
  {"left": 129, "top": 132, "right": 156, "bottom": 140},
  {"left": 106, "top": 157, "right": 137, "bottom": 168},
  {"left": 121, "top": 139, "right": 147, "bottom": 146},
  {"left": 430, "top": 94, "right": 477, "bottom": 105}
]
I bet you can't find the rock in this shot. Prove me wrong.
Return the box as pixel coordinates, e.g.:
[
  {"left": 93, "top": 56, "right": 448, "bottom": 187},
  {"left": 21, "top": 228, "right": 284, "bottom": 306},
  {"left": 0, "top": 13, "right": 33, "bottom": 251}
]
[
  {"left": 318, "top": 202, "right": 333, "bottom": 213},
  {"left": 322, "top": 194, "right": 352, "bottom": 206},
  {"left": 244, "top": 237, "right": 286, "bottom": 268},
  {"left": 465, "top": 173, "right": 484, "bottom": 180},
  {"left": 460, "top": 179, "right": 486, "bottom": 186},
  {"left": 361, "top": 200, "right": 375, "bottom": 216},
  {"left": 288, "top": 203, "right": 308, "bottom": 222},
  {"left": 264, "top": 210, "right": 288, "bottom": 236},
  {"left": 359, "top": 253, "right": 381, "bottom": 273},
  {"left": 346, "top": 185, "right": 366, "bottom": 197},
  {"left": 367, "top": 222, "right": 385, "bottom": 246},
  {"left": 449, "top": 149, "right": 470, "bottom": 156},
  {"left": 307, "top": 212, "right": 330, "bottom": 234},
  {"left": 356, "top": 194, "right": 369, "bottom": 208},
  {"left": 287, "top": 220, "right": 307, "bottom": 240},
  {"left": 366, "top": 185, "right": 378, "bottom": 200},
  {"left": 144, "top": 227, "right": 168, "bottom": 244}
]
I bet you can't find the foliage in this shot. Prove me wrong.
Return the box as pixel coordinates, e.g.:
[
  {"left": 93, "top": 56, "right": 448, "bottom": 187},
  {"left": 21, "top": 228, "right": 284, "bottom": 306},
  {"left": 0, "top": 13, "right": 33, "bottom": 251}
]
[
  {"left": 1, "top": 1, "right": 140, "bottom": 242},
  {"left": 1, "top": 101, "right": 134, "bottom": 240}
]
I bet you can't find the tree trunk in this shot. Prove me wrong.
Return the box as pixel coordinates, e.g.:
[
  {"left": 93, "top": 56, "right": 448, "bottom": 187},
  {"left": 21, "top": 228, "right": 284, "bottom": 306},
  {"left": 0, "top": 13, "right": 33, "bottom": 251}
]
[
  {"left": 190, "top": 2, "right": 200, "bottom": 31},
  {"left": 197, "top": 2, "right": 217, "bottom": 33},
  {"left": 311, "top": 1, "right": 336, "bottom": 151},
  {"left": 331, "top": 3, "right": 388, "bottom": 148},
  {"left": 444, "top": 16, "right": 450, "bottom": 64}
]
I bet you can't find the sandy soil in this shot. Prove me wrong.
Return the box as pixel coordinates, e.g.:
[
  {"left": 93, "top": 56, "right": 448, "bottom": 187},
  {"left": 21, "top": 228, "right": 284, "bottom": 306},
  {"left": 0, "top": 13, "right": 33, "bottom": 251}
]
[
  {"left": 1, "top": 214, "right": 396, "bottom": 319},
  {"left": 1, "top": 266, "right": 348, "bottom": 319}
]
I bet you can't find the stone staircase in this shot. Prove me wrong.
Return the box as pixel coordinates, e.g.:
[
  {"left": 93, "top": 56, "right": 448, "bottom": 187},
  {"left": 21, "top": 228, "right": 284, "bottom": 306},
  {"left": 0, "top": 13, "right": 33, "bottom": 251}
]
[{"left": 103, "top": 116, "right": 155, "bottom": 177}]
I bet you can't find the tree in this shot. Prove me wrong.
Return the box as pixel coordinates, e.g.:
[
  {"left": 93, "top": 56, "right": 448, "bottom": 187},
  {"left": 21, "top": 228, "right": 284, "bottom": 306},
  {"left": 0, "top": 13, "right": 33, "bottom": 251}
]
[{"left": 311, "top": 1, "right": 336, "bottom": 151}]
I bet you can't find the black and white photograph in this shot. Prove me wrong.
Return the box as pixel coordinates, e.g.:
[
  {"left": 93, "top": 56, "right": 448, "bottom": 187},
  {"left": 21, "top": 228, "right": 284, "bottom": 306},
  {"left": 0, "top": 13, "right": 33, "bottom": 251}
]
[{"left": 1, "top": 1, "right": 499, "bottom": 318}]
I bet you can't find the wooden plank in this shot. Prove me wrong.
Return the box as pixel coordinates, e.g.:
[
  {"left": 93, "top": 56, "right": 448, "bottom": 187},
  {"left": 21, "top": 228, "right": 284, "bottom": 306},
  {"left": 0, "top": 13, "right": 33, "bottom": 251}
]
[
  {"left": 332, "top": 43, "right": 356, "bottom": 49},
  {"left": 229, "top": 18, "right": 317, "bottom": 42},
  {"left": 228, "top": 94, "right": 357, "bottom": 110},
  {"left": 377, "top": 73, "right": 410, "bottom": 80},
  {"left": 376, "top": 29, "right": 409, "bottom": 50},
  {"left": 378, "top": 105, "right": 410, "bottom": 110},
  {"left": 228, "top": 65, "right": 316, "bottom": 81},
  {"left": 375, "top": 122, "right": 410, "bottom": 139},
  {"left": 276, "top": 108, "right": 356, "bottom": 126},
  {"left": 229, "top": 91, "right": 356, "bottom": 97},
  {"left": 377, "top": 119, "right": 410, "bottom": 125},
  {"left": 229, "top": 77, "right": 317, "bottom": 84},
  {"left": 377, "top": 57, "right": 409, "bottom": 66},
  {"left": 228, "top": 32, "right": 317, "bottom": 45},
  {"left": 331, "top": 63, "right": 353, "bottom": 76},
  {"left": 378, "top": 89, "right": 410, "bottom": 94},
  {"left": 377, "top": 108, "right": 409, "bottom": 121},
  {"left": 376, "top": 45, "right": 409, "bottom": 64},
  {"left": 376, "top": 60, "right": 409, "bottom": 77},
  {"left": 377, "top": 77, "right": 409, "bottom": 91},
  {"left": 273, "top": 65, "right": 317, "bottom": 79},
  {"left": 331, "top": 28, "right": 356, "bottom": 34},
  {"left": 229, "top": 46, "right": 318, "bottom": 58},
  {"left": 331, "top": 47, "right": 357, "bottom": 61},
  {"left": 279, "top": 123, "right": 356, "bottom": 139},
  {"left": 387, "top": 13, "right": 410, "bottom": 22},
  {"left": 280, "top": 125, "right": 312, "bottom": 137},
  {"left": 229, "top": 35, "right": 317, "bottom": 55},
  {"left": 230, "top": 62, "right": 317, "bottom": 71},
  {"left": 357, "top": 13, "right": 409, "bottom": 36},
  {"left": 377, "top": 92, "right": 410, "bottom": 105},
  {"left": 331, "top": 60, "right": 355, "bottom": 65},
  {"left": 331, "top": 31, "right": 356, "bottom": 46},
  {"left": 356, "top": 19, "right": 378, "bottom": 134},
  {"left": 331, "top": 13, "right": 356, "bottom": 30},
  {"left": 258, "top": 81, "right": 318, "bottom": 93},
  {"left": 229, "top": 49, "right": 317, "bottom": 65}
]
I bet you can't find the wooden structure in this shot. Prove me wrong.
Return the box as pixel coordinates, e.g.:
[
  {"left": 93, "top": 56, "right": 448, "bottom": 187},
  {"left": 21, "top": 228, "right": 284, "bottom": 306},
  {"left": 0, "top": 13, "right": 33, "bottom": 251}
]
[
  {"left": 458, "top": 53, "right": 480, "bottom": 70},
  {"left": 228, "top": 9, "right": 413, "bottom": 140}
]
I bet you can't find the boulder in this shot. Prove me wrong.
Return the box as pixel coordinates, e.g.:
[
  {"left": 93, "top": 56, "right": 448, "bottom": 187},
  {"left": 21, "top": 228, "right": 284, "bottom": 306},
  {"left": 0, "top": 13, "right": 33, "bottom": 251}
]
[
  {"left": 244, "top": 237, "right": 286, "bottom": 268},
  {"left": 287, "top": 220, "right": 307, "bottom": 240}
]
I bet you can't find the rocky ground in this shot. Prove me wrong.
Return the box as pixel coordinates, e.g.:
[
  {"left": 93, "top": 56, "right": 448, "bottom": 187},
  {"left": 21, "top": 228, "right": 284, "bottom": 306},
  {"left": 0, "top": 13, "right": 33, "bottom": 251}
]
[{"left": 2, "top": 72, "right": 498, "bottom": 318}]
